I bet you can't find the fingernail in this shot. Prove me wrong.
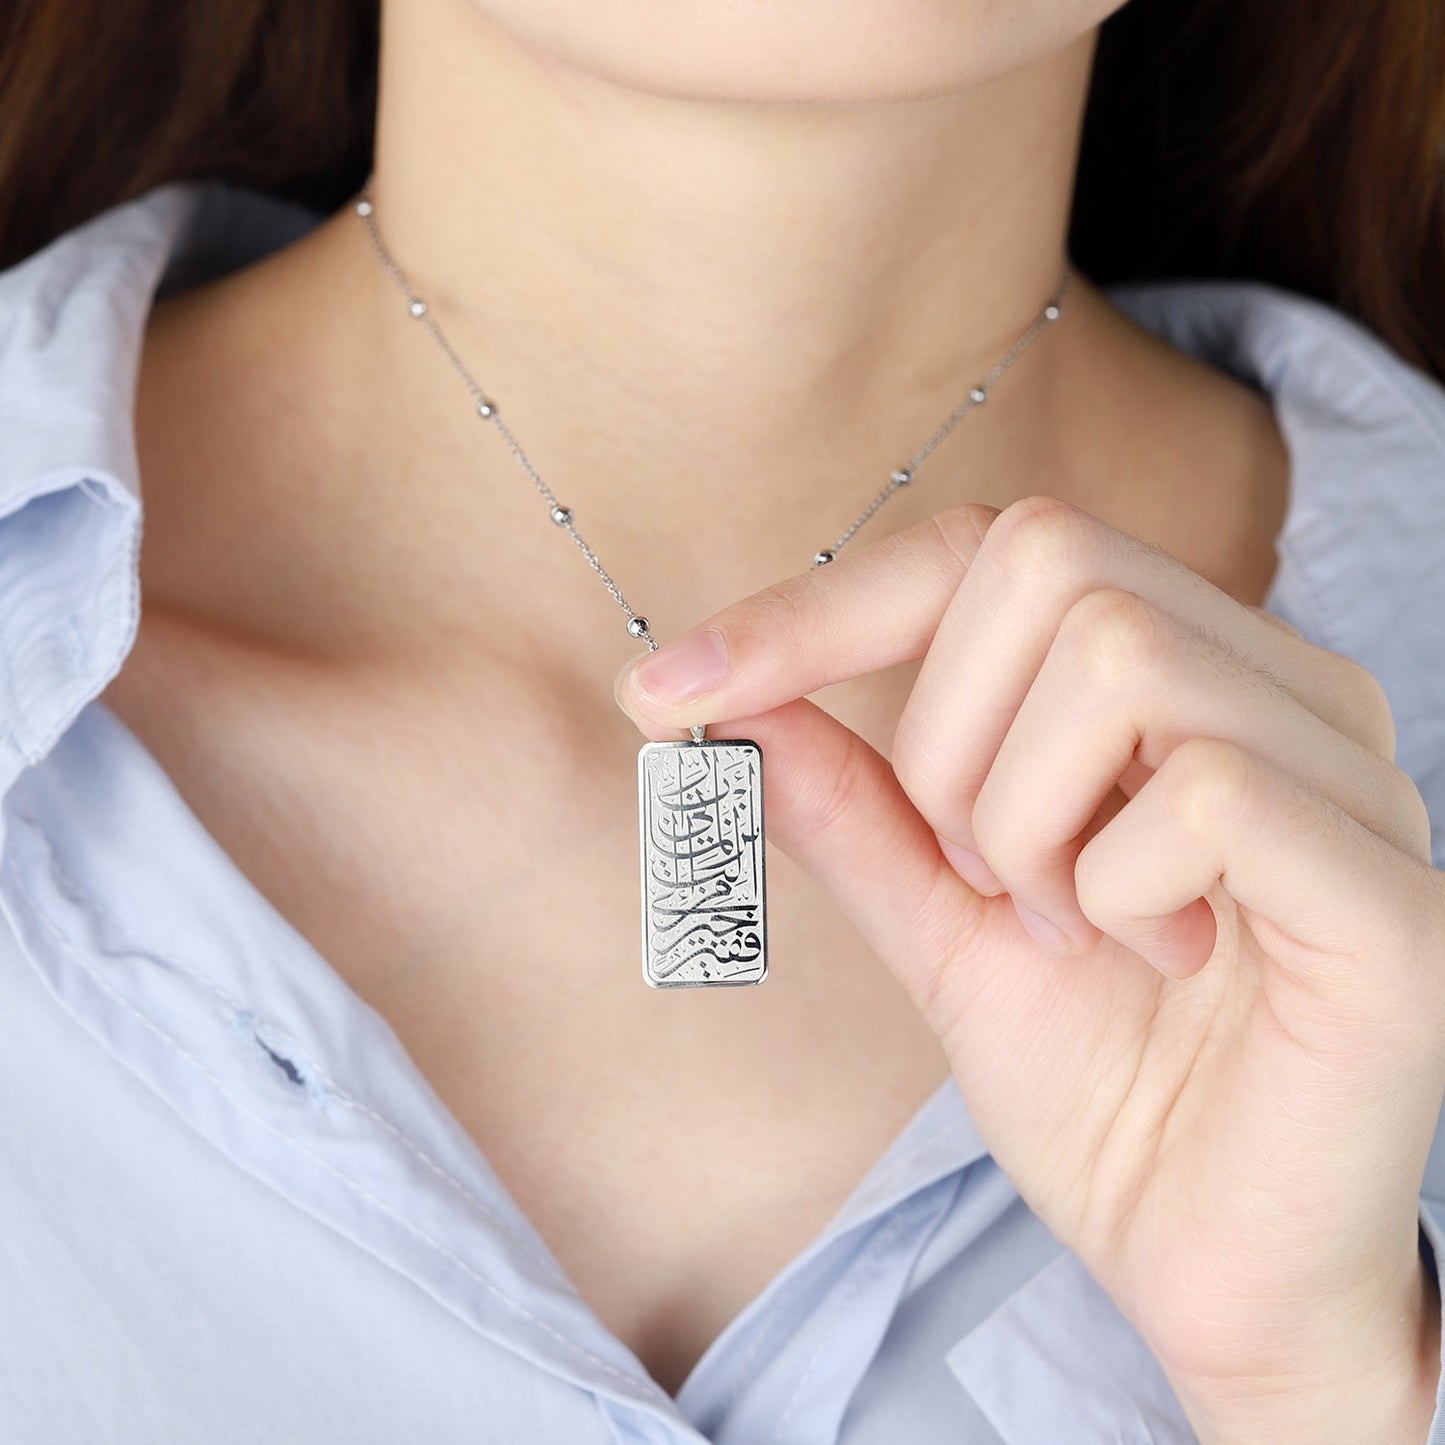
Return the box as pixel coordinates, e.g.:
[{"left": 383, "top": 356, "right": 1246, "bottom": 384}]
[
  {"left": 1013, "top": 902, "right": 1075, "bottom": 956},
  {"left": 632, "top": 628, "right": 728, "bottom": 705},
  {"left": 937, "top": 837, "right": 1003, "bottom": 894}
]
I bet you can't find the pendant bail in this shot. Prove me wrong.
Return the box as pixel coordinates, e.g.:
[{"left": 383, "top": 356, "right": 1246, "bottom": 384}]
[{"left": 689, "top": 724, "right": 707, "bottom": 744}]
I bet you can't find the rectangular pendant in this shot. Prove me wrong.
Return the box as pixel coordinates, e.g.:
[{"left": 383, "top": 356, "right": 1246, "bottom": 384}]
[{"left": 638, "top": 738, "right": 768, "bottom": 988}]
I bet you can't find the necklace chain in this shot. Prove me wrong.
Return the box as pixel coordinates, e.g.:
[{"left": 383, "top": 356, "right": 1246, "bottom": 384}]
[{"left": 354, "top": 177, "right": 1070, "bottom": 657}]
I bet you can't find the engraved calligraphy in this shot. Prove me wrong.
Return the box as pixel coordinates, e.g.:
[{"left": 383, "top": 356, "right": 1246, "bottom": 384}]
[{"left": 638, "top": 739, "right": 768, "bottom": 988}]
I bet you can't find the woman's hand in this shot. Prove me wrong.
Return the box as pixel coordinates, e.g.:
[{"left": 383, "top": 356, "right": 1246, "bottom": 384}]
[{"left": 614, "top": 496, "right": 1445, "bottom": 1443}]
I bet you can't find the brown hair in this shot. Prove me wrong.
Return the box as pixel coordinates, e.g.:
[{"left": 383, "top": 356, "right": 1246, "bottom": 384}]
[{"left": 1, "top": 0, "right": 1442, "bottom": 381}]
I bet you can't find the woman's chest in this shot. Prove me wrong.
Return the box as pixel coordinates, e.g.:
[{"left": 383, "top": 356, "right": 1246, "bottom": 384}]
[
  {"left": 381, "top": 901, "right": 952, "bottom": 1392},
  {"left": 96, "top": 620, "right": 953, "bottom": 1391}
]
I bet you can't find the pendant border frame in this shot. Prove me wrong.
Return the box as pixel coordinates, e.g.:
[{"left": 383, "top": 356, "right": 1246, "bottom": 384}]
[{"left": 637, "top": 736, "right": 768, "bottom": 990}]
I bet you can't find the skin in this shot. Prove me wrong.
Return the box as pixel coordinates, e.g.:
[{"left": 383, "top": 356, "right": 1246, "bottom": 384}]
[
  {"left": 616, "top": 503, "right": 1445, "bottom": 1439},
  {"left": 100, "top": 0, "right": 1443, "bottom": 1428}
]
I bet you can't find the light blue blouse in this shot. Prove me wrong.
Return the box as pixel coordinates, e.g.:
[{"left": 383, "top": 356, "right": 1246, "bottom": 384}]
[{"left": 3, "top": 181, "right": 1445, "bottom": 1445}]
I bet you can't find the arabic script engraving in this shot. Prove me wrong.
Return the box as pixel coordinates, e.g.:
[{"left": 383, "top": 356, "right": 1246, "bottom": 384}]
[{"left": 639, "top": 740, "right": 767, "bottom": 986}]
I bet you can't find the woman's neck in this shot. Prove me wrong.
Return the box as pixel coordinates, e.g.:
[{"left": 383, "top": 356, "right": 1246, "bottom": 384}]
[
  {"left": 368, "top": 2, "right": 1092, "bottom": 491},
  {"left": 135, "top": 4, "right": 1285, "bottom": 675}
]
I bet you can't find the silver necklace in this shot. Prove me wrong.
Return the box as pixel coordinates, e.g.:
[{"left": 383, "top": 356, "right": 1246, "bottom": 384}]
[{"left": 354, "top": 177, "right": 1069, "bottom": 990}]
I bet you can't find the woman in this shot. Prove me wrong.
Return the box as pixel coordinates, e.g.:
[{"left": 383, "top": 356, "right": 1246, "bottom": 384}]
[{"left": 1, "top": 1, "right": 1443, "bottom": 1440}]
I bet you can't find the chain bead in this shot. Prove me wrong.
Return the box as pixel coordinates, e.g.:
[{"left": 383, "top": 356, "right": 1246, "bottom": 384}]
[
  {"left": 1044, "top": 304, "right": 1061, "bottom": 322},
  {"left": 890, "top": 467, "right": 914, "bottom": 487},
  {"left": 477, "top": 398, "right": 496, "bottom": 418},
  {"left": 813, "top": 550, "right": 835, "bottom": 566},
  {"left": 356, "top": 199, "right": 373, "bottom": 217},
  {"left": 550, "top": 505, "right": 572, "bottom": 525},
  {"left": 627, "top": 616, "right": 650, "bottom": 638},
  {"left": 969, "top": 387, "right": 987, "bottom": 404},
  {"left": 409, "top": 300, "right": 428, "bottom": 319}
]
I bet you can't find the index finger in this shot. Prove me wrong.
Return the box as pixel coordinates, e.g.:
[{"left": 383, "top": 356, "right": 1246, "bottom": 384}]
[
  {"left": 614, "top": 504, "right": 996, "bottom": 726},
  {"left": 615, "top": 495, "right": 1386, "bottom": 765}
]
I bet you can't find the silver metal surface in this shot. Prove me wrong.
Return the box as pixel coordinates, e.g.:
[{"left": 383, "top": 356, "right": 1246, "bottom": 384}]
[{"left": 639, "top": 739, "right": 767, "bottom": 988}]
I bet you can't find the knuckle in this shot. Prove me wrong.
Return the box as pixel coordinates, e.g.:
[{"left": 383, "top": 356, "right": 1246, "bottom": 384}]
[
  {"left": 970, "top": 782, "right": 1022, "bottom": 874},
  {"left": 748, "top": 577, "right": 808, "bottom": 633},
  {"left": 1333, "top": 653, "right": 1397, "bottom": 759},
  {"left": 985, "top": 494, "right": 1098, "bottom": 590},
  {"left": 889, "top": 742, "right": 927, "bottom": 806},
  {"left": 742, "top": 576, "right": 822, "bottom": 665},
  {"left": 1058, "top": 587, "right": 1171, "bottom": 689},
  {"left": 1164, "top": 736, "right": 1258, "bottom": 836},
  {"left": 1072, "top": 843, "right": 1111, "bottom": 921},
  {"left": 890, "top": 733, "right": 953, "bottom": 821},
  {"left": 925, "top": 502, "right": 999, "bottom": 566},
  {"left": 1383, "top": 761, "right": 1435, "bottom": 862}
]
